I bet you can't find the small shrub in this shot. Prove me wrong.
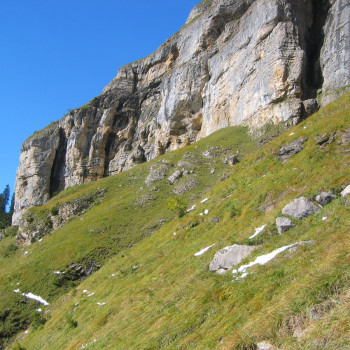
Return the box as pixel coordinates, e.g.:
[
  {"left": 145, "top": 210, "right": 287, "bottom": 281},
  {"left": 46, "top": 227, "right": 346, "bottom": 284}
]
[
  {"left": 4, "top": 225, "right": 18, "bottom": 238},
  {"left": 26, "top": 215, "right": 34, "bottom": 224},
  {"left": 65, "top": 313, "right": 78, "bottom": 329},
  {"left": 0, "top": 242, "right": 18, "bottom": 257},
  {"left": 168, "top": 198, "right": 187, "bottom": 218},
  {"left": 225, "top": 201, "right": 240, "bottom": 218},
  {"left": 13, "top": 342, "right": 26, "bottom": 350},
  {"left": 32, "top": 312, "right": 46, "bottom": 330},
  {"left": 51, "top": 205, "right": 59, "bottom": 216}
]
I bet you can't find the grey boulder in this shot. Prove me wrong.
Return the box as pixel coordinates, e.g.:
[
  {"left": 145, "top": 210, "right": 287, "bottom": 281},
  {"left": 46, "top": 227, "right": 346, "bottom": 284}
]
[
  {"left": 276, "top": 217, "right": 295, "bottom": 234},
  {"left": 282, "top": 197, "right": 319, "bottom": 219},
  {"left": 315, "top": 191, "right": 337, "bottom": 206},
  {"left": 209, "top": 244, "right": 258, "bottom": 273},
  {"left": 278, "top": 137, "right": 307, "bottom": 162}
]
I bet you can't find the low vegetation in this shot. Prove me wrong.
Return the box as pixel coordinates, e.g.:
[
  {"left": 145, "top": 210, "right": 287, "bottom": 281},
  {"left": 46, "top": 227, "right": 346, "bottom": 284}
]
[{"left": 0, "top": 91, "right": 349, "bottom": 349}]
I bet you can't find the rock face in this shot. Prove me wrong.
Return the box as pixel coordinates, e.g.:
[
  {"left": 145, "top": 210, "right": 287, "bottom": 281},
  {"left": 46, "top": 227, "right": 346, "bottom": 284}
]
[
  {"left": 13, "top": 0, "right": 350, "bottom": 223},
  {"left": 209, "top": 244, "right": 258, "bottom": 273},
  {"left": 278, "top": 137, "right": 308, "bottom": 162},
  {"left": 282, "top": 197, "right": 320, "bottom": 219},
  {"left": 276, "top": 217, "right": 295, "bottom": 234}
]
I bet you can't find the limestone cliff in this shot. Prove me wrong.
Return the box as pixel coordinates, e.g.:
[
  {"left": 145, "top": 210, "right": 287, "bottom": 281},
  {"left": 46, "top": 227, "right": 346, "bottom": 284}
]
[{"left": 13, "top": 0, "right": 350, "bottom": 224}]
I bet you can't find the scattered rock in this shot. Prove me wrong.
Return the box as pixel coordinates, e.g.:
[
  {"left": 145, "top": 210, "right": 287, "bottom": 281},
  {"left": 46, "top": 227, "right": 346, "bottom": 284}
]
[
  {"left": 177, "top": 161, "right": 194, "bottom": 168},
  {"left": 210, "top": 168, "right": 215, "bottom": 174},
  {"left": 282, "top": 197, "right": 319, "bottom": 219},
  {"left": 211, "top": 216, "right": 219, "bottom": 223},
  {"left": 341, "top": 128, "right": 350, "bottom": 144},
  {"left": 168, "top": 169, "right": 183, "bottom": 184},
  {"left": 135, "top": 193, "right": 157, "bottom": 207},
  {"left": 278, "top": 137, "right": 308, "bottom": 162},
  {"left": 224, "top": 155, "right": 239, "bottom": 165},
  {"left": 173, "top": 178, "right": 198, "bottom": 195},
  {"left": 145, "top": 164, "right": 168, "bottom": 185},
  {"left": 315, "top": 191, "right": 337, "bottom": 206},
  {"left": 341, "top": 185, "right": 350, "bottom": 198},
  {"left": 202, "top": 150, "right": 213, "bottom": 158},
  {"left": 209, "top": 244, "right": 259, "bottom": 273},
  {"left": 257, "top": 341, "right": 280, "bottom": 350},
  {"left": 315, "top": 133, "right": 330, "bottom": 145},
  {"left": 303, "top": 98, "right": 319, "bottom": 117},
  {"left": 276, "top": 217, "right": 295, "bottom": 234}
]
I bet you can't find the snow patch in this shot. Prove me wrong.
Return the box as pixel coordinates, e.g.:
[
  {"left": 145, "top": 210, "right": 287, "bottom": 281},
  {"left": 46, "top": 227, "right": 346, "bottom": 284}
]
[
  {"left": 232, "top": 243, "right": 298, "bottom": 278},
  {"left": 87, "top": 292, "right": 95, "bottom": 297},
  {"left": 97, "top": 302, "right": 106, "bottom": 306},
  {"left": 24, "top": 251, "right": 28, "bottom": 255},
  {"left": 36, "top": 308, "right": 42, "bottom": 313},
  {"left": 249, "top": 224, "right": 266, "bottom": 239},
  {"left": 186, "top": 205, "right": 196, "bottom": 213},
  {"left": 201, "top": 198, "right": 208, "bottom": 203},
  {"left": 204, "top": 209, "right": 209, "bottom": 215},
  {"left": 173, "top": 232, "right": 177, "bottom": 236},
  {"left": 21, "top": 292, "right": 49, "bottom": 306},
  {"left": 322, "top": 216, "right": 327, "bottom": 221},
  {"left": 14, "top": 289, "right": 20, "bottom": 293},
  {"left": 54, "top": 271, "right": 61, "bottom": 275},
  {"left": 194, "top": 244, "right": 216, "bottom": 257},
  {"left": 289, "top": 132, "right": 295, "bottom": 136}
]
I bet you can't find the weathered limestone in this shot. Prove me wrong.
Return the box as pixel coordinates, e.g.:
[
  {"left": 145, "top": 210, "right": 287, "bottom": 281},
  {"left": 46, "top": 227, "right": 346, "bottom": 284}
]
[
  {"left": 282, "top": 197, "right": 320, "bottom": 219},
  {"left": 209, "top": 244, "right": 259, "bottom": 273},
  {"left": 276, "top": 217, "right": 295, "bottom": 234},
  {"left": 13, "top": 0, "right": 350, "bottom": 223}
]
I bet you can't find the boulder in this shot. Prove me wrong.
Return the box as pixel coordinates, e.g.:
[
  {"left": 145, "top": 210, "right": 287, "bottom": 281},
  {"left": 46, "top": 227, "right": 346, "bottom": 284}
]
[
  {"left": 341, "top": 185, "right": 350, "bottom": 198},
  {"left": 209, "top": 244, "right": 258, "bottom": 273},
  {"left": 282, "top": 197, "right": 319, "bottom": 219},
  {"left": 278, "top": 137, "right": 308, "bottom": 162},
  {"left": 315, "top": 191, "right": 337, "bottom": 206},
  {"left": 168, "top": 170, "right": 183, "bottom": 184},
  {"left": 276, "top": 217, "right": 295, "bottom": 234}
]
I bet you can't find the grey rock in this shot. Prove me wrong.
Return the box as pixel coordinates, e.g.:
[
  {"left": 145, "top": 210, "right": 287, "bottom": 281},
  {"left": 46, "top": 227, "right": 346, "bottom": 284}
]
[
  {"left": 282, "top": 197, "right": 320, "bottom": 219},
  {"left": 168, "top": 170, "right": 183, "bottom": 184},
  {"left": 276, "top": 217, "right": 295, "bottom": 234},
  {"left": 211, "top": 216, "right": 219, "bottom": 223},
  {"left": 145, "top": 164, "right": 168, "bottom": 186},
  {"left": 303, "top": 99, "right": 319, "bottom": 117},
  {"left": 315, "top": 133, "right": 330, "bottom": 146},
  {"left": 225, "top": 155, "right": 239, "bottom": 165},
  {"left": 341, "top": 185, "right": 350, "bottom": 198},
  {"left": 173, "top": 177, "right": 198, "bottom": 195},
  {"left": 278, "top": 137, "right": 308, "bottom": 162},
  {"left": 315, "top": 191, "right": 337, "bottom": 206},
  {"left": 257, "top": 342, "right": 280, "bottom": 350},
  {"left": 209, "top": 244, "right": 258, "bottom": 272}
]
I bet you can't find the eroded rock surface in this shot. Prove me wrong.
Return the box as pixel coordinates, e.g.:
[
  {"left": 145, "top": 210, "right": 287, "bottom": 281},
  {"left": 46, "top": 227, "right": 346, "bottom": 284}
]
[
  {"left": 209, "top": 244, "right": 258, "bottom": 273},
  {"left": 13, "top": 0, "right": 350, "bottom": 223},
  {"left": 282, "top": 197, "right": 320, "bottom": 219}
]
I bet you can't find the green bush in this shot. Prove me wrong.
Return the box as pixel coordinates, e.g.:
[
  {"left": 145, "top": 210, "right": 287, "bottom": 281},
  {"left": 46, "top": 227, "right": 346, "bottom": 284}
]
[
  {"left": 4, "top": 225, "right": 18, "bottom": 238},
  {"left": 225, "top": 200, "right": 240, "bottom": 218},
  {"left": 65, "top": 313, "right": 78, "bottom": 329},
  {"left": 50, "top": 205, "right": 59, "bottom": 216},
  {"left": 167, "top": 198, "right": 187, "bottom": 218}
]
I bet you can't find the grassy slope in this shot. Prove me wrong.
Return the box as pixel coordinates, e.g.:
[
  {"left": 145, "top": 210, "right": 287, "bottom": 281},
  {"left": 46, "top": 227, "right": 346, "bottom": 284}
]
[{"left": 2, "top": 92, "right": 350, "bottom": 349}]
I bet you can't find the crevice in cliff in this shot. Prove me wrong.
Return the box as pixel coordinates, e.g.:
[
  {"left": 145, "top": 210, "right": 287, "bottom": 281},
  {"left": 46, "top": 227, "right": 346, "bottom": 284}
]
[
  {"left": 49, "top": 128, "right": 67, "bottom": 197},
  {"left": 103, "top": 132, "right": 117, "bottom": 177},
  {"left": 303, "top": 0, "right": 331, "bottom": 99}
]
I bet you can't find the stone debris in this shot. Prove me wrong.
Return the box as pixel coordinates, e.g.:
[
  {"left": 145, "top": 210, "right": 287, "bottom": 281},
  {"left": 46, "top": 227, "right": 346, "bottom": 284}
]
[
  {"left": 168, "top": 169, "right": 183, "bottom": 184},
  {"left": 278, "top": 137, "right": 308, "bottom": 162},
  {"left": 341, "top": 185, "right": 350, "bottom": 198},
  {"left": 315, "top": 191, "right": 337, "bottom": 206},
  {"left": 209, "top": 245, "right": 259, "bottom": 273},
  {"left": 276, "top": 217, "right": 295, "bottom": 234},
  {"left": 282, "top": 197, "right": 319, "bottom": 219}
]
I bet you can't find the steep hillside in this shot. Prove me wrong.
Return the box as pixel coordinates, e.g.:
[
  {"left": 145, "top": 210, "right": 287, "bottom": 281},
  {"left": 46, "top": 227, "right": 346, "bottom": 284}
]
[
  {"left": 2, "top": 91, "right": 350, "bottom": 349},
  {"left": 13, "top": 0, "right": 350, "bottom": 224}
]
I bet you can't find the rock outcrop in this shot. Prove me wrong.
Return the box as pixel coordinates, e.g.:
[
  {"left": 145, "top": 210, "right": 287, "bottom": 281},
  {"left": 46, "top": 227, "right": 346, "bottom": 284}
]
[
  {"left": 13, "top": 0, "right": 350, "bottom": 223},
  {"left": 282, "top": 197, "right": 320, "bottom": 219}
]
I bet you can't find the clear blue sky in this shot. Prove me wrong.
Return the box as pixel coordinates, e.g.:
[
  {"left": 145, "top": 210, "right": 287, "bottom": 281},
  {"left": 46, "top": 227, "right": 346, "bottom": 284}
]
[{"left": 0, "top": 0, "right": 200, "bottom": 201}]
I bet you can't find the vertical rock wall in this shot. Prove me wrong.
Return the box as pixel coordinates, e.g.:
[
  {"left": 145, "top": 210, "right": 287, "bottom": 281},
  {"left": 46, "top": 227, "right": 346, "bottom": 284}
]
[{"left": 13, "top": 0, "right": 350, "bottom": 224}]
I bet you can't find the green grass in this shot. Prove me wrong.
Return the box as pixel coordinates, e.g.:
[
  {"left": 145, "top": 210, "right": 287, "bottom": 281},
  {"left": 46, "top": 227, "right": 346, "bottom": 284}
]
[{"left": 1, "top": 92, "right": 350, "bottom": 349}]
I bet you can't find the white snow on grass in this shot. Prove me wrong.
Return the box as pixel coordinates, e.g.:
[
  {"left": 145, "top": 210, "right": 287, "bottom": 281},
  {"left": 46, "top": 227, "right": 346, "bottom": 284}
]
[
  {"left": 232, "top": 243, "right": 298, "bottom": 278},
  {"left": 289, "top": 132, "right": 295, "bottom": 136},
  {"left": 54, "top": 271, "right": 61, "bottom": 275},
  {"left": 87, "top": 292, "right": 95, "bottom": 297},
  {"left": 24, "top": 330, "right": 29, "bottom": 334},
  {"left": 201, "top": 198, "right": 208, "bottom": 203},
  {"left": 14, "top": 289, "right": 20, "bottom": 293},
  {"left": 322, "top": 216, "right": 327, "bottom": 221},
  {"left": 186, "top": 205, "right": 196, "bottom": 213},
  {"left": 194, "top": 244, "right": 216, "bottom": 257},
  {"left": 199, "top": 213, "right": 203, "bottom": 216},
  {"left": 82, "top": 290, "right": 88, "bottom": 294},
  {"left": 21, "top": 292, "right": 49, "bottom": 306},
  {"left": 173, "top": 232, "right": 177, "bottom": 236},
  {"left": 97, "top": 302, "right": 106, "bottom": 306},
  {"left": 36, "top": 308, "right": 42, "bottom": 313},
  {"left": 249, "top": 224, "right": 266, "bottom": 239},
  {"left": 204, "top": 209, "right": 209, "bottom": 215},
  {"left": 24, "top": 251, "right": 28, "bottom": 255}
]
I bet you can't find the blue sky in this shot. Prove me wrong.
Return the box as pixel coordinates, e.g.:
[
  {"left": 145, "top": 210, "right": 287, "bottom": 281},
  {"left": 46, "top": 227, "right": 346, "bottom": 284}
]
[{"left": 0, "top": 0, "right": 200, "bottom": 201}]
